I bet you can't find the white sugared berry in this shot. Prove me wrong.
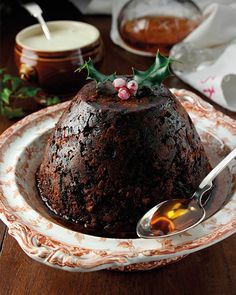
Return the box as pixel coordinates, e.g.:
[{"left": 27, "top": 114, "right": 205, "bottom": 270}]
[
  {"left": 112, "top": 78, "right": 126, "bottom": 90},
  {"left": 118, "top": 87, "right": 130, "bottom": 100},
  {"left": 126, "top": 80, "right": 138, "bottom": 95}
]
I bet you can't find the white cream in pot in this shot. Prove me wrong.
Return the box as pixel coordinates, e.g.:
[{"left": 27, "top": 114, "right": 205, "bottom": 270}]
[{"left": 16, "top": 21, "right": 100, "bottom": 52}]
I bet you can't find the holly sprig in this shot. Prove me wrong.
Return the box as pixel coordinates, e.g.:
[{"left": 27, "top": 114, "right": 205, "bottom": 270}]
[
  {"left": 77, "top": 51, "right": 173, "bottom": 97},
  {"left": 0, "top": 69, "right": 60, "bottom": 119}
]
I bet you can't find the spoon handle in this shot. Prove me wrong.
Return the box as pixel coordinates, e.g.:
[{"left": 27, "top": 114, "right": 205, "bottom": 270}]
[
  {"left": 22, "top": 2, "right": 51, "bottom": 40},
  {"left": 37, "top": 14, "right": 51, "bottom": 40},
  {"left": 199, "top": 147, "right": 236, "bottom": 189}
]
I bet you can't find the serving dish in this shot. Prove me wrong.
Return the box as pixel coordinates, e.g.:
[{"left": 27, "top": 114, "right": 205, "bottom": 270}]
[{"left": 0, "top": 89, "right": 235, "bottom": 272}]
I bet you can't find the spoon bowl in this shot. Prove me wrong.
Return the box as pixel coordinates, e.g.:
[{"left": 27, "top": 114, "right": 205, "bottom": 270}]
[{"left": 137, "top": 197, "right": 206, "bottom": 239}]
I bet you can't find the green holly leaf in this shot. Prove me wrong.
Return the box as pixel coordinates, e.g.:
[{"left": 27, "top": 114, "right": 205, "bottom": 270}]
[
  {"left": 0, "top": 68, "right": 61, "bottom": 119},
  {"left": 76, "top": 58, "right": 116, "bottom": 85},
  {"left": 0, "top": 88, "right": 12, "bottom": 104},
  {"left": 2, "top": 74, "right": 12, "bottom": 84},
  {"left": 133, "top": 51, "right": 172, "bottom": 89},
  {"left": 2, "top": 106, "right": 25, "bottom": 119},
  {"left": 11, "top": 77, "right": 22, "bottom": 91},
  {"left": 46, "top": 96, "right": 60, "bottom": 106},
  {"left": 17, "top": 86, "right": 40, "bottom": 98}
]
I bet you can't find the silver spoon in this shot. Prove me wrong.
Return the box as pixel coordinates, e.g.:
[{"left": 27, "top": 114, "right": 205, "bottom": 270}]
[
  {"left": 22, "top": 2, "right": 51, "bottom": 40},
  {"left": 137, "top": 147, "right": 236, "bottom": 239}
]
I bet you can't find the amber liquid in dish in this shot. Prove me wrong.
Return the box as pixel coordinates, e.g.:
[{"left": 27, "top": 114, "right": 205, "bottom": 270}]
[
  {"left": 150, "top": 199, "right": 204, "bottom": 235},
  {"left": 120, "top": 15, "right": 200, "bottom": 55}
]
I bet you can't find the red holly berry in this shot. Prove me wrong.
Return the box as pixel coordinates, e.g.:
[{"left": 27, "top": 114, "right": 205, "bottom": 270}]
[
  {"left": 127, "top": 80, "right": 138, "bottom": 95},
  {"left": 118, "top": 86, "right": 130, "bottom": 100},
  {"left": 112, "top": 78, "right": 126, "bottom": 90}
]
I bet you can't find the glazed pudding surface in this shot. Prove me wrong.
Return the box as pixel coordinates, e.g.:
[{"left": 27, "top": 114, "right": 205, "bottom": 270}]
[{"left": 37, "top": 82, "right": 211, "bottom": 237}]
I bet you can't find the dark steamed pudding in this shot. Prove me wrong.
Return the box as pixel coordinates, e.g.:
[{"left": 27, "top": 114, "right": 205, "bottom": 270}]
[{"left": 36, "top": 81, "right": 211, "bottom": 237}]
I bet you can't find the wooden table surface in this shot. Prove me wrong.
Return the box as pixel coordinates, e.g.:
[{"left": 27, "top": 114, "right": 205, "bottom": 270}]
[{"left": 0, "top": 2, "right": 235, "bottom": 295}]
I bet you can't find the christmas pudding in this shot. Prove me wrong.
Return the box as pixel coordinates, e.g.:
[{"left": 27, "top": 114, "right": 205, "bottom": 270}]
[{"left": 36, "top": 53, "right": 211, "bottom": 237}]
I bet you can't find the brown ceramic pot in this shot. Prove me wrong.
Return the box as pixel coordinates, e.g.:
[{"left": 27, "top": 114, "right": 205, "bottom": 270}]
[{"left": 15, "top": 21, "right": 104, "bottom": 94}]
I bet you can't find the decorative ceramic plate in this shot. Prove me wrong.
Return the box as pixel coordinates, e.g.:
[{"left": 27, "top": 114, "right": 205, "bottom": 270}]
[{"left": 0, "top": 89, "right": 235, "bottom": 272}]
